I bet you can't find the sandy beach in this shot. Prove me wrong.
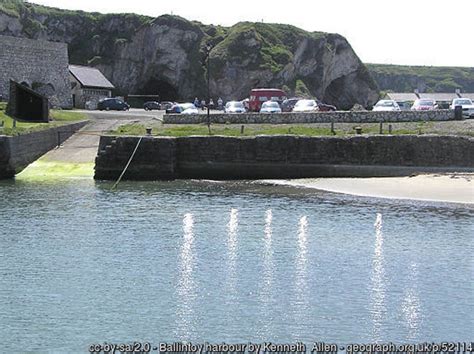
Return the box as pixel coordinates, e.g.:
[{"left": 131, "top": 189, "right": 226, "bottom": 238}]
[{"left": 268, "top": 174, "right": 474, "bottom": 204}]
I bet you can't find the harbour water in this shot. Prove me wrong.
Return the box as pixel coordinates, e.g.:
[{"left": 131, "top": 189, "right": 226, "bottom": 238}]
[{"left": 0, "top": 176, "right": 472, "bottom": 352}]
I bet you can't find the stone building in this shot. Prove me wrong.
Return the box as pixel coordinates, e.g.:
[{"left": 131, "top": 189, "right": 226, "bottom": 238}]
[
  {"left": 0, "top": 35, "right": 72, "bottom": 108},
  {"left": 69, "top": 65, "right": 114, "bottom": 109}
]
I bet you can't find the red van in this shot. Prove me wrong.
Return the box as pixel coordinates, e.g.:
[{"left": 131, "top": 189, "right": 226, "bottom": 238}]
[{"left": 249, "top": 88, "right": 287, "bottom": 112}]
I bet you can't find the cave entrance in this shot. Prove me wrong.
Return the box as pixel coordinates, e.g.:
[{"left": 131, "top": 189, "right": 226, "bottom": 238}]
[{"left": 138, "top": 78, "right": 179, "bottom": 102}]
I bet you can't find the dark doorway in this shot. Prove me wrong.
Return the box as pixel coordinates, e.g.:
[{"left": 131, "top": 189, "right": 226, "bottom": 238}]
[
  {"left": 8, "top": 80, "right": 49, "bottom": 122},
  {"left": 138, "top": 78, "right": 179, "bottom": 101}
]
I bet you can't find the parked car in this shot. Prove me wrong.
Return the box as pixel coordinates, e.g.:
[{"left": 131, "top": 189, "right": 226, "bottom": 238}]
[
  {"left": 225, "top": 101, "right": 246, "bottom": 113},
  {"left": 161, "top": 101, "right": 176, "bottom": 111},
  {"left": 249, "top": 88, "right": 287, "bottom": 112},
  {"left": 292, "top": 99, "right": 319, "bottom": 112},
  {"left": 317, "top": 101, "right": 337, "bottom": 111},
  {"left": 450, "top": 98, "right": 474, "bottom": 118},
  {"left": 97, "top": 98, "right": 130, "bottom": 111},
  {"left": 281, "top": 98, "right": 302, "bottom": 112},
  {"left": 260, "top": 101, "right": 282, "bottom": 114},
  {"left": 411, "top": 99, "right": 437, "bottom": 111},
  {"left": 143, "top": 101, "right": 161, "bottom": 111},
  {"left": 373, "top": 100, "right": 401, "bottom": 111}
]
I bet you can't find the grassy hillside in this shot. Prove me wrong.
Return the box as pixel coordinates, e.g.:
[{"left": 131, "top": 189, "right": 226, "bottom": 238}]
[{"left": 367, "top": 64, "right": 474, "bottom": 93}]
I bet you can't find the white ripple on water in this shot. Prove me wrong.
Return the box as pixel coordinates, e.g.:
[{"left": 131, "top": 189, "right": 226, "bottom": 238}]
[
  {"left": 292, "top": 215, "right": 309, "bottom": 337},
  {"left": 227, "top": 208, "right": 239, "bottom": 293},
  {"left": 258, "top": 209, "right": 274, "bottom": 338},
  {"left": 175, "top": 213, "right": 196, "bottom": 338},
  {"left": 401, "top": 261, "right": 422, "bottom": 340},
  {"left": 370, "top": 212, "right": 387, "bottom": 341},
  {"left": 263, "top": 209, "right": 274, "bottom": 286}
]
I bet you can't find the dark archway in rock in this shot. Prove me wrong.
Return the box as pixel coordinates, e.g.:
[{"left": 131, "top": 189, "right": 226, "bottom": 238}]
[
  {"left": 323, "top": 76, "right": 351, "bottom": 110},
  {"left": 138, "top": 78, "right": 179, "bottom": 101}
]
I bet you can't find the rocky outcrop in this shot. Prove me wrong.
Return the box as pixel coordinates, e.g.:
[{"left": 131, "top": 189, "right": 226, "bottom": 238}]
[
  {"left": 0, "top": 1, "right": 379, "bottom": 109},
  {"left": 367, "top": 64, "right": 474, "bottom": 93}
]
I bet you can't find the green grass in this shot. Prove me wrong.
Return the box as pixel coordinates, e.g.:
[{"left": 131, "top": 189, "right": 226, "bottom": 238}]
[
  {"left": 113, "top": 124, "right": 349, "bottom": 137},
  {"left": 110, "top": 121, "right": 451, "bottom": 138},
  {"left": 0, "top": 110, "right": 87, "bottom": 136}
]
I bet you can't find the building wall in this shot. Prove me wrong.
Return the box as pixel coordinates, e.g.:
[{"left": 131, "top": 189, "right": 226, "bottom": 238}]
[
  {"left": 94, "top": 135, "right": 474, "bottom": 181},
  {"left": 0, "top": 35, "right": 72, "bottom": 108}
]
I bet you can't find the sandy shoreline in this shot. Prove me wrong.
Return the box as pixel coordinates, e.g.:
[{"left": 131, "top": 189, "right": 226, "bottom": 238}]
[{"left": 265, "top": 174, "right": 474, "bottom": 204}]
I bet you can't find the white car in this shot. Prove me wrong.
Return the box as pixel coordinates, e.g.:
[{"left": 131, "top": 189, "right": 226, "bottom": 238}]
[
  {"left": 225, "top": 101, "right": 246, "bottom": 113},
  {"left": 373, "top": 100, "right": 401, "bottom": 111},
  {"left": 292, "top": 99, "right": 318, "bottom": 112},
  {"left": 260, "top": 101, "right": 281, "bottom": 113},
  {"left": 450, "top": 98, "right": 474, "bottom": 118},
  {"left": 411, "top": 99, "right": 437, "bottom": 111},
  {"left": 180, "top": 103, "right": 199, "bottom": 114}
]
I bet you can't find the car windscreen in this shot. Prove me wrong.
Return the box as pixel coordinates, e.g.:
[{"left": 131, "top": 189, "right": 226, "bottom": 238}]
[
  {"left": 377, "top": 101, "right": 395, "bottom": 106},
  {"left": 455, "top": 99, "right": 472, "bottom": 105},
  {"left": 418, "top": 100, "right": 434, "bottom": 106},
  {"left": 262, "top": 102, "right": 279, "bottom": 108},
  {"left": 230, "top": 102, "right": 244, "bottom": 108}
]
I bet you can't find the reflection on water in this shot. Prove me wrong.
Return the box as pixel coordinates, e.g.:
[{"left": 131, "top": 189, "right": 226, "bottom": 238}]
[
  {"left": 175, "top": 213, "right": 196, "bottom": 337},
  {"left": 258, "top": 210, "right": 274, "bottom": 337},
  {"left": 0, "top": 179, "right": 472, "bottom": 350},
  {"left": 293, "top": 215, "right": 309, "bottom": 332},
  {"left": 227, "top": 208, "right": 239, "bottom": 293},
  {"left": 262, "top": 209, "right": 274, "bottom": 290},
  {"left": 371, "top": 213, "right": 386, "bottom": 341},
  {"left": 402, "top": 261, "right": 422, "bottom": 340}
]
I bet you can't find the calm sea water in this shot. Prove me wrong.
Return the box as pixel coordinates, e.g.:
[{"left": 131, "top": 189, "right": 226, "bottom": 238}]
[{"left": 0, "top": 178, "right": 472, "bottom": 352}]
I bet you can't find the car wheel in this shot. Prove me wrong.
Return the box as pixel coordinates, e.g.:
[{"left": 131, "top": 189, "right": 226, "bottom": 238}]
[{"left": 105, "top": 107, "right": 110, "bottom": 111}]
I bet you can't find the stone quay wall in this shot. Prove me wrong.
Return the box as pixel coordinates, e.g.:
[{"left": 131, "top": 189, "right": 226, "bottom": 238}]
[
  {"left": 0, "top": 121, "right": 88, "bottom": 179},
  {"left": 0, "top": 35, "right": 73, "bottom": 108},
  {"left": 163, "top": 110, "right": 455, "bottom": 124},
  {"left": 94, "top": 135, "right": 473, "bottom": 181}
]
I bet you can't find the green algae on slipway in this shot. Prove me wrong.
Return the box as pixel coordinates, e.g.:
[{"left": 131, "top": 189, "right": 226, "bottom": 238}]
[{"left": 15, "top": 159, "right": 94, "bottom": 180}]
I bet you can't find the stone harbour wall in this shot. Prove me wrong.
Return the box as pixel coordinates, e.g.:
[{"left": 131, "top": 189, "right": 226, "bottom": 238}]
[
  {"left": 0, "top": 121, "right": 89, "bottom": 179},
  {"left": 94, "top": 135, "right": 473, "bottom": 181},
  {"left": 163, "top": 110, "right": 455, "bottom": 124},
  {"left": 0, "top": 35, "right": 73, "bottom": 108}
]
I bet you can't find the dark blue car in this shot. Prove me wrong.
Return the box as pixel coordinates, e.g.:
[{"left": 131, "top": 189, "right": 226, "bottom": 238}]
[{"left": 97, "top": 98, "right": 130, "bottom": 111}]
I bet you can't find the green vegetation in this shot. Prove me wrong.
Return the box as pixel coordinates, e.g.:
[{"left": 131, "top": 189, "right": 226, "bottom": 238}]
[
  {"left": 110, "top": 122, "right": 447, "bottom": 138},
  {"left": 113, "top": 123, "right": 338, "bottom": 137},
  {"left": 0, "top": 110, "right": 87, "bottom": 136},
  {"left": 16, "top": 160, "right": 94, "bottom": 180},
  {"left": 367, "top": 63, "right": 474, "bottom": 92},
  {"left": 210, "top": 22, "right": 328, "bottom": 76},
  {"left": 0, "top": 0, "right": 23, "bottom": 18}
]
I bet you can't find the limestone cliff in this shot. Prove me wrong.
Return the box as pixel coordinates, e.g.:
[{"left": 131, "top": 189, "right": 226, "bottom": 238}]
[{"left": 0, "top": 0, "right": 379, "bottom": 109}]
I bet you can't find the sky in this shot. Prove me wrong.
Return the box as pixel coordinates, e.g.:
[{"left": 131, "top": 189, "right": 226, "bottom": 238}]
[{"left": 28, "top": 0, "right": 474, "bottom": 67}]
